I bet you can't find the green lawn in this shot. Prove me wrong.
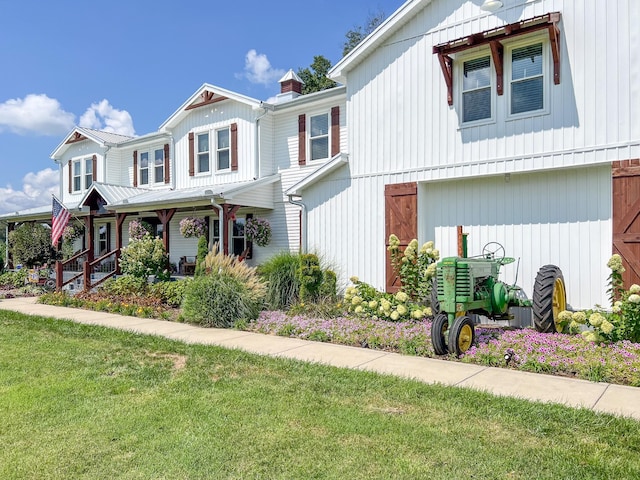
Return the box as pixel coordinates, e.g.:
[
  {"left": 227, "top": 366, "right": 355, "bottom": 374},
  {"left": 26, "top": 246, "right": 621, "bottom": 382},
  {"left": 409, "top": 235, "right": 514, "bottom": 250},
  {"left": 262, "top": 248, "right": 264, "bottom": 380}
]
[{"left": 1, "top": 310, "right": 640, "bottom": 480}]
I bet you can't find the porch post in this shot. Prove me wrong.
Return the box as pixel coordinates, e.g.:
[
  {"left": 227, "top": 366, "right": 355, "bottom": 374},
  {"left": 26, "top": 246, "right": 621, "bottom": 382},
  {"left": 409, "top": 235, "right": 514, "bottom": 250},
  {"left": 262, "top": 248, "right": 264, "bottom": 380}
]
[{"left": 115, "top": 213, "right": 127, "bottom": 274}]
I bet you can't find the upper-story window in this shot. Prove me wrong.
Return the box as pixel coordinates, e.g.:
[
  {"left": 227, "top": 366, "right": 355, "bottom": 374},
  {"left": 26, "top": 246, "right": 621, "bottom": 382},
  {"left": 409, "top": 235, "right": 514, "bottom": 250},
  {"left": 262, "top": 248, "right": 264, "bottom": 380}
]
[
  {"left": 154, "top": 148, "right": 164, "bottom": 183},
  {"left": 509, "top": 42, "right": 545, "bottom": 116},
  {"left": 216, "top": 127, "right": 230, "bottom": 170},
  {"left": 139, "top": 152, "right": 149, "bottom": 185},
  {"left": 197, "top": 132, "right": 210, "bottom": 173},
  {"left": 84, "top": 157, "right": 93, "bottom": 189},
  {"left": 461, "top": 55, "right": 492, "bottom": 124},
  {"left": 310, "top": 113, "right": 329, "bottom": 161},
  {"left": 71, "top": 156, "right": 94, "bottom": 193}
]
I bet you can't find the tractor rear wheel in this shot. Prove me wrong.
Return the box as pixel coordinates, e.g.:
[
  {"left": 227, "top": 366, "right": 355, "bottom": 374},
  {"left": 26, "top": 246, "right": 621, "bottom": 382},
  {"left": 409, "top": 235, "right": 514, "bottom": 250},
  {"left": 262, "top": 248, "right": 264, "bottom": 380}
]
[
  {"left": 533, "top": 265, "right": 567, "bottom": 333},
  {"left": 448, "top": 315, "right": 475, "bottom": 356},
  {"left": 430, "top": 277, "right": 441, "bottom": 315},
  {"left": 431, "top": 313, "right": 449, "bottom": 355}
]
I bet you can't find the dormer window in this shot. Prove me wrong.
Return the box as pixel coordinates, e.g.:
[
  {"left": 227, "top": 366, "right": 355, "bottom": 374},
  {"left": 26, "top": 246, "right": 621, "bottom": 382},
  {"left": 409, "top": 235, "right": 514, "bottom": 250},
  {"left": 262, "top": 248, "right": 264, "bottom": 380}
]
[
  {"left": 70, "top": 155, "right": 95, "bottom": 193},
  {"left": 154, "top": 148, "right": 164, "bottom": 183},
  {"left": 216, "top": 127, "right": 230, "bottom": 170},
  {"left": 84, "top": 157, "right": 93, "bottom": 189},
  {"left": 197, "top": 132, "right": 210, "bottom": 173},
  {"left": 72, "top": 161, "right": 81, "bottom": 192}
]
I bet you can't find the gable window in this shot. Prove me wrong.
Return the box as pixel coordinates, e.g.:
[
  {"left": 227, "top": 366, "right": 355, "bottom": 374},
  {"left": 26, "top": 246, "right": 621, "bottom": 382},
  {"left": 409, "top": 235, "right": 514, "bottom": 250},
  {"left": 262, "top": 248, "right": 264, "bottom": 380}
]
[
  {"left": 462, "top": 55, "right": 492, "bottom": 123},
  {"left": 140, "top": 152, "right": 149, "bottom": 185},
  {"left": 84, "top": 157, "right": 93, "bottom": 189},
  {"left": 197, "top": 132, "right": 210, "bottom": 173},
  {"left": 310, "top": 113, "right": 329, "bottom": 161},
  {"left": 509, "top": 43, "right": 544, "bottom": 115},
  {"left": 72, "top": 161, "right": 82, "bottom": 192},
  {"left": 216, "top": 127, "right": 230, "bottom": 170},
  {"left": 154, "top": 148, "right": 164, "bottom": 184}
]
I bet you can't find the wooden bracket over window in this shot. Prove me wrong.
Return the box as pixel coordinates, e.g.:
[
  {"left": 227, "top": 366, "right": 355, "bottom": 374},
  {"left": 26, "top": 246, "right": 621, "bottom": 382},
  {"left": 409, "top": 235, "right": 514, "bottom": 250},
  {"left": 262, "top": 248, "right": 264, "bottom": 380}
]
[
  {"left": 185, "top": 90, "right": 229, "bottom": 111},
  {"left": 433, "top": 12, "right": 561, "bottom": 104}
]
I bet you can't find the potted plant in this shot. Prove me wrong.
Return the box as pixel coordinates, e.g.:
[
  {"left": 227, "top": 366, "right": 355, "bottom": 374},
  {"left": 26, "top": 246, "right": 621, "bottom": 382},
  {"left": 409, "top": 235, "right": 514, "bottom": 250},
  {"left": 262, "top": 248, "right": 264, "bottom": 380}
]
[
  {"left": 245, "top": 217, "right": 272, "bottom": 247},
  {"left": 179, "top": 217, "right": 207, "bottom": 238}
]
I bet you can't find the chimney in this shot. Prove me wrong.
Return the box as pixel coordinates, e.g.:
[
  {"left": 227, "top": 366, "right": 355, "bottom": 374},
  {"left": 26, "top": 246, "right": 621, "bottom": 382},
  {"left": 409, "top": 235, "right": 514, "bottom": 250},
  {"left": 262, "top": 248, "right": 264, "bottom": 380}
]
[{"left": 276, "top": 69, "right": 305, "bottom": 103}]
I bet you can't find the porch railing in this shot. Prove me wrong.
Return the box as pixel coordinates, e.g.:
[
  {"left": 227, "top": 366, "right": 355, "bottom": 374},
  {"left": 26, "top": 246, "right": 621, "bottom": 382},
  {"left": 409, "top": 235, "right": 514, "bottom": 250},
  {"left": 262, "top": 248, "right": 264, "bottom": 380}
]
[{"left": 55, "top": 248, "right": 119, "bottom": 292}]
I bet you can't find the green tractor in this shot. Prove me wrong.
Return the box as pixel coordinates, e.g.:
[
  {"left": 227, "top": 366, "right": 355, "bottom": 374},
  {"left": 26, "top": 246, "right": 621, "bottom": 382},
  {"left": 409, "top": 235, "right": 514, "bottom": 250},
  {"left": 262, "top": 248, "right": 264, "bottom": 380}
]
[{"left": 431, "top": 242, "right": 567, "bottom": 356}]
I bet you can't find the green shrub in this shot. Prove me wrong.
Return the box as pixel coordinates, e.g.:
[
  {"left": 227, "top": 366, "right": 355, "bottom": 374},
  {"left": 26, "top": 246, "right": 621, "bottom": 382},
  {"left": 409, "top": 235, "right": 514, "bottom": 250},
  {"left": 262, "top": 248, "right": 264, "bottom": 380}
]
[
  {"left": 0, "top": 269, "right": 28, "bottom": 288},
  {"left": 8, "top": 223, "right": 56, "bottom": 267},
  {"left": 257, "top": 251, "right": 301, "bottom": 309},
  {"left": 345, "top": 278, "right": 430, "bottom": 321},
  {"left": 194, "top": 236, "right": 209, "bottom": 276},
  {"left": 297, "top": 253, "right": 323, "bottom": 302},
  {"left": 182, "top": 272, "right": 262, "bottom": 327},
  {"left": 320, "top": 269, "right": 337, "bottom": 300},
  {"left": 149, "top": 279, "right": 191, "bottom": 307},
  {"left": 99, "top": 275, "right": 149, "bottom": 296},
  {"left": 119, "top": 234, "right": 170, "bottom": 281}
]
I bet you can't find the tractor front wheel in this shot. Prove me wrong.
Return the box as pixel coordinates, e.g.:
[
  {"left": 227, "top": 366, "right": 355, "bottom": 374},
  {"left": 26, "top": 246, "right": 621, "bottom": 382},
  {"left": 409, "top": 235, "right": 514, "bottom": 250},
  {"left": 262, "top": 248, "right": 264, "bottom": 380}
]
[
  {"left": 448, "top": 315, "right": 475, "bottom": 356},
  {"left": 431, "top": 313, "right": 449, "bottom": 355},
  {"left": 533, "top": 265, "right": 567, "bottom": 333}
]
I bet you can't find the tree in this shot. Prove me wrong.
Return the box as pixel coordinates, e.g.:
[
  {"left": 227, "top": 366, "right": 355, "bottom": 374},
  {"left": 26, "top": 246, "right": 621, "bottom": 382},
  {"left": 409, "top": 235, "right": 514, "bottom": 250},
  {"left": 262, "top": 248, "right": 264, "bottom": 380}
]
[
  {"left": 8, "top": 223, "right": 56, "bottom": 267},
  {"left": 342, "top": 10, "right": 387, "bottom": 57},
  {"left": 297, "top": 55, "right": 337, "bottom": 95}
]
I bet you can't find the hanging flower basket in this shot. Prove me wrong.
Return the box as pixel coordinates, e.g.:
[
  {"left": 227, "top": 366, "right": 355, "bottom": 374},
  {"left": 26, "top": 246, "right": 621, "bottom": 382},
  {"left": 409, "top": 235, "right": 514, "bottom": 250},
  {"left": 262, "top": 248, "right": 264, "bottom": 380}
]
[
  {"left": 129, "top": 220, "right": 153, "bottom": 240},
  {"left": 179, "top": 216, "right": 207, "bottom": 238},
  {"left": 61, "top": 223, "right": 83, "bottom": 243},
  {"left": 245, "top": 217, "right": 272, "bottom": 247}
]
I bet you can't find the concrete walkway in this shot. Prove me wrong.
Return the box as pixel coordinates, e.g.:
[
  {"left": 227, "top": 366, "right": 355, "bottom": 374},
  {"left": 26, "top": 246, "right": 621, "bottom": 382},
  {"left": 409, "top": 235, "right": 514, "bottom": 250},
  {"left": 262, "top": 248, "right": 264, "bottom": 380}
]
[{"left": 2, "top": 296, "right": 640, "bottom": 421}]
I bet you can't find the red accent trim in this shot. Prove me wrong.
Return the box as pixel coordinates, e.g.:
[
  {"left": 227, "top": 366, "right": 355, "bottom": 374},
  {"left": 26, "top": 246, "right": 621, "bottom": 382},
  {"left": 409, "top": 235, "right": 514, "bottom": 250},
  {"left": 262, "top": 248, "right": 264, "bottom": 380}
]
[
  {"left": 231, "top": 123, "right": 238, "bottom": 171},
  {"left": 331, "top": 106, "right": 340, "bottom": 157},
  {"left": 164, "top": 143, "right": 170, "bottom": 183},
  {"left": 298, "top": 114, "right": 306, "bottom": 165},
  {"left": 133, "top": 150, "right": 138, "bottom": 187},
  {"left": 92, "top": 155, "right": 97, "bottom": 181},
  {"left": 185, "top": 91, "right": 228, "bottom": 110},
  {"left": 188, "top": 132, "right": 195, "bottom": 176}
]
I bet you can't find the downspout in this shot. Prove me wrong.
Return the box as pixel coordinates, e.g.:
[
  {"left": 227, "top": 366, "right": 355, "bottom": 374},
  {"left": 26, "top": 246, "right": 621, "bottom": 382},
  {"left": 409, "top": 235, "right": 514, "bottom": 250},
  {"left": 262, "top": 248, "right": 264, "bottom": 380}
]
[
  {"left": 210, "top": 200, "right": 223, "bottom": 252},
  {"left": 287, "top": 194, "right": 307, "bottom": 253},
  {"left": 254, "top": 103, "right": 269, "bottom": 180}
]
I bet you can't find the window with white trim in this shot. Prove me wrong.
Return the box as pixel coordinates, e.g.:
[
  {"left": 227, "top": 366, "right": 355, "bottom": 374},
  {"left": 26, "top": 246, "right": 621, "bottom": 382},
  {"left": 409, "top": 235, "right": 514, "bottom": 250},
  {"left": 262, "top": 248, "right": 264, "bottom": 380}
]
[
  {"left": 71, "top": 157, "right": 93, "bottom": 193},
  {"left": 154, "top": 148, "right": 164, "bottom": 184},
  {"left": 140, "top": 152, "right": 149, "bottom": 185},
  {"left": 232, "top": 218, "right": 246, "bottom": 256},
  {"left": 197, "top": 132, "right": 210, "bottom": 173},
  {"left": 509, "top": 42, "right": 545, "bottom": 115},
  {"left": 310, "top": 113, "right": 329, "bottom": 161},
  {"left": 216, "top": 127, "right": 230, "bottom": 171},
  {"left": 72, "top": 160, "right": 82, "bottom": 192},
  {"left": 84, "top": 157, "right": 93, "bottom": 189},
  {"left": 461, "top": 55, "right": 493, "bottom": 124}
]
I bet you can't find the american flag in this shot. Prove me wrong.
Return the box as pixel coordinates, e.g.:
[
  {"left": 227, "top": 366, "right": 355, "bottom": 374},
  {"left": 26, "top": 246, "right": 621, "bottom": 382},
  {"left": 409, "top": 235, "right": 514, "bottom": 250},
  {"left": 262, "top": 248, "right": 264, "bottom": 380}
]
[{"left": 51, "top": 196, "right": 71, "bottom": 246}]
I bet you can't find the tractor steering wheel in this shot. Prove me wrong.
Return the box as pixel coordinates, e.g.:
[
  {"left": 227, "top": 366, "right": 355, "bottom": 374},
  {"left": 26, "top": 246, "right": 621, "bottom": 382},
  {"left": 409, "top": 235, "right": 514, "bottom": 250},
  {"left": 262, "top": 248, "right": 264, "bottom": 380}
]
[{"left": 482, "top": 242, "right": 505, "bottom": 261}]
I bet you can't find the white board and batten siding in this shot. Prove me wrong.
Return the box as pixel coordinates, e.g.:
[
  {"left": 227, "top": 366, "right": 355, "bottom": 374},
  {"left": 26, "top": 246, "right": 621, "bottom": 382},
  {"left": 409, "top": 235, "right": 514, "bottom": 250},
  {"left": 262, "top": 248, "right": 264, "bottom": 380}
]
[
  {"left": 170, "top": 102, "right": 259, "bottom": 190},
  {"left": 301, "top": 0, "right": 638, "bottom": 307}
]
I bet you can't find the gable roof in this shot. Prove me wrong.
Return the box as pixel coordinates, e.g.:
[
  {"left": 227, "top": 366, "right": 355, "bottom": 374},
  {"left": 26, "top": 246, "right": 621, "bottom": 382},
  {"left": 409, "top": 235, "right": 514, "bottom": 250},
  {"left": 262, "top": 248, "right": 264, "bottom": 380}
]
[
  {"left": 159, "top": 83, "right": 263, "bottom": 131},
  {"left": 78, "top": 182, "right": 150, "bottom": 209},
  {"left": 51, "top": 127, "right": 135, "bottom": 160},
  {"left": 328, "top": 0, "right": 432, "bottom": 83},
  {"left": 286, "top": 153, "right": 349, "bottom": 196}
]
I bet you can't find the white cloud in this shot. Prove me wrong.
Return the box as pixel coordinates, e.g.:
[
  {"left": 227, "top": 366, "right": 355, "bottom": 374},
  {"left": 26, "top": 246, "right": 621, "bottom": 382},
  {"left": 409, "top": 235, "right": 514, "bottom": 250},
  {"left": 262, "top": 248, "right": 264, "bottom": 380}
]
[
  {"left": 0, "top": 94, "right": 75, "bottom": 136},
  {"left": 79, "top": 99, "right": 136, "bottom": 136},
  {"left": 0, "top": 168, "right": 58, "bottom": 214},
  {"left": 240, "top": 49, "right": 285, "bottom": 86}
]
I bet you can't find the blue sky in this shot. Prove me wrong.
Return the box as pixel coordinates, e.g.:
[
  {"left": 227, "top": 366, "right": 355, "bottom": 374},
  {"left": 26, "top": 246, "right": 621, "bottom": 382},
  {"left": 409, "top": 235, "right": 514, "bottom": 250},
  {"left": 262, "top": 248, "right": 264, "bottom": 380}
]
[{"left": 0, "top": 0, "right": 402, "bottom": 215}]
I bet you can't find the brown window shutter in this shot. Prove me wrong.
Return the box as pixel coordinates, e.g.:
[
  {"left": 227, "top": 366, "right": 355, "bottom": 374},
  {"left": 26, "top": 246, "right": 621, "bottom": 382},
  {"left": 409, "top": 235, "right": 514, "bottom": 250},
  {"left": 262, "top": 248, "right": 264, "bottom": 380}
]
[
  {"left": 188, "top": 132, "right": 195, "bottom": 176},
  {"left": 231, "top": 123, "right": 238, "bottom": 171},
  {"left": 133, "top": 150, "right": 138, "bottom": 187},
  {"left": 68, "top": 161, "right": 72, "bottom": 193},
  {"left": 92, "top": 154, "right": 97, "bottom": 181},
  {"left": 164, "top": 143, "right": 170, "bottom": 183},
  {"left": 331, "top": 106, "right": 340, "bottom": 157},
  {"left": 298, "top": 114, "right": 306, "bottom": 165}
]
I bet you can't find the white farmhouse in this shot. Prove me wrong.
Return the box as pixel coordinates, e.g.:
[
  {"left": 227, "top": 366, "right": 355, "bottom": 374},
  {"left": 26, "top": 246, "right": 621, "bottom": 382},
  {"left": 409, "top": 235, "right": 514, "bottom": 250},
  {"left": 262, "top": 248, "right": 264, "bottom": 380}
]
[{"left": 289, "top": 0, "right": 639, "bottom": 309}]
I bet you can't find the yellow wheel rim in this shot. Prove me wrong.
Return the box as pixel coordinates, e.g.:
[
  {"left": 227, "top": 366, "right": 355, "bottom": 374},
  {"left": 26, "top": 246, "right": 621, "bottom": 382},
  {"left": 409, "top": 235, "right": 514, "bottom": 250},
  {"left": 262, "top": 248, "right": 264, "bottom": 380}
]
[
  {"left": 552, "top": 277, "right": 567, "bottom": 332},
  {"left": 458, "top": 324, "right": 473, "bottom": 352}
]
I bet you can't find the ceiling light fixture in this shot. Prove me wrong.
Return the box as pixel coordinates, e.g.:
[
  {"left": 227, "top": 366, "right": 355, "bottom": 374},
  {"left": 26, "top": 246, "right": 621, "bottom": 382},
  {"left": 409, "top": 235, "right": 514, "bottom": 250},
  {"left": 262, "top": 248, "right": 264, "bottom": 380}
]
[{"left": 481, "top": 0, "right": 503, "bottom": 12}]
